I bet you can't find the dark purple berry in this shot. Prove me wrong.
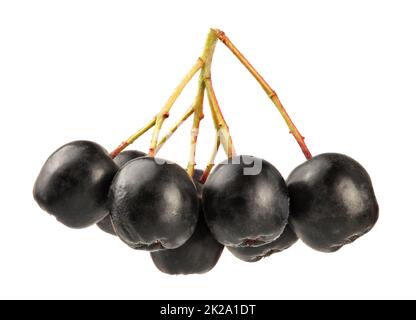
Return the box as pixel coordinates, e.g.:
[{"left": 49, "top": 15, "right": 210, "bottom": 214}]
[
  {"left": 97, "top": 150, "right": 146, "bottom": 236},
  {"left": 109, "top": 157, "right": 199, "bottom": 251},
  {"left": 33, "top": 140, "right": 118, "bottom": 228},
  {"left": 151, "top": 208, "right": 224, "bottom": 275},
  {"left": 202, "top": 155, "right": 289, "bottom": 247},
  {"left": 228, "top": 225, "right": 297, "bottom": 262},
  {"left": 287, "top": 153, "right": 379, "bottom": 252}
]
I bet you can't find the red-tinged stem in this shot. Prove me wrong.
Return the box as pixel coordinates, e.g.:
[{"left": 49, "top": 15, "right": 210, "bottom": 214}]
[
  {"left": 205, "top": 78, "right": 236, "bottom": 158},
  {"left": 213, "top": 29, "right": 312, "bottom": 160}
]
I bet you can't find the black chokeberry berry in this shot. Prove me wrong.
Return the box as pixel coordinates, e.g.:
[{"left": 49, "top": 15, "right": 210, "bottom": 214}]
[
  {"left": 97, "top": 150, "right": 146, "bottom": 236},
  {"left": 33, "top": 140, "right": 118, "bottom": 228},
  {"left": 113, "top": 150, "right": 146, "bottom": 167},
  {"left": 202, "top": 155, "right": 289, "bottom": 247},
  {"left": 287, "top": 153, "right": 379, "bottom": 252},
  {"left": 228, "top": 225, "right": 298, "bottom": 262},
  {"left": 109, "top": 157, "right": 199, "bottom": 251},
  {"left": 150, "top": 207, "right": 224, "bottom": 275}
]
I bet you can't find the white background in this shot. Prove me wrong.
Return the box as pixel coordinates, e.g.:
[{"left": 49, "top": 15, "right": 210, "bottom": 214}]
[{"left": 1, "top": 0, "right": 415, "bottom": 300}]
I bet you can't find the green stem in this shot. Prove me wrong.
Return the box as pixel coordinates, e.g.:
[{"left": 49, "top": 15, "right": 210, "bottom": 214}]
[
  {"left": 200, "top": 134, "right": 221, "bottom": 184},
  {"left": 110, "top": 117, "right": 156, "bottom": 158},
  {"left": 186, "top": 30, "right": 219, "bottom": 176},
  {"left": 148, "top": 58, "right": 204, "bottom": 157},
  {"left": 155, "top": 105, "right": 195, "bottom": 154}
]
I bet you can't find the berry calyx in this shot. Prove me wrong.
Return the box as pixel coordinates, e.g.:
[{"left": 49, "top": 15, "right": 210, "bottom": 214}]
[{"left": 228, "top": 225, "right": 298, "bottom": 262}]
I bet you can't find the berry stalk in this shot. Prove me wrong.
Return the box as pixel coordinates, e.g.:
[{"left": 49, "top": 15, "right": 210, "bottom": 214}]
[
  {"left": 205, "top": 78, "right": 236, "bottom": 158},
  {"left": 155, "top": 104, "right": 195, "bottom": 154},
  {"left": 186, "top": 29, "right": 217, "bottom": 176},
  {"left": 200, "top": 134, "right": 221, "bottom": 184},
  {"left": 110, "top": 117, "right": 156, "bottom": 158},
  {"left": 186, "top": 29, "right": 237, "bottom": 176},
  {"left": 185, "top": 83, "right": 204, "bottom": 177},
  {"left": 213, "top": 29, "right": 312, "bottom": 160},
  {"left": 149, "top": 58, "right": 204, "bottom": 157}
]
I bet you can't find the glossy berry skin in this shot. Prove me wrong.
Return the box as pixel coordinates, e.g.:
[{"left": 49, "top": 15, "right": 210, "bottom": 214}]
[
  {"left": 202, "top": 155, "right": 289, "bottom": 248},
  {"left": 33, "top": 140, "right": 118, "bottom": 228},
  {"left": 150, "top": 208, "right": 224, "bottom": 275},
  {"left": 192, "top": 169, "right": 204, "bottom": 198},
  {"left": 109, "top": 157, "right": 199, "bottom": 251},
  {"left": 96, "top": 215, "right": 116, "bottom": 236},
  {"left": 99, "top": 166, "right": 200, "bottom": 237},
  {"left": 113, "top": 150, "right": 146, "bottom": 167},
  {"left": 97, "top": 150, "right": 146, "bottom": 236},
  {"left": 287, "top": 153, "right": 379, "bottom": 253},
  {"left": 227, "top": 225, "right": 298, "bottom": 262}
]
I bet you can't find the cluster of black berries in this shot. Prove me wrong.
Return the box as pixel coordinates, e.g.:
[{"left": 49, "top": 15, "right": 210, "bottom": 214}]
[{"left": 33, "top": 140, "right": 378, "bottom": 275}]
